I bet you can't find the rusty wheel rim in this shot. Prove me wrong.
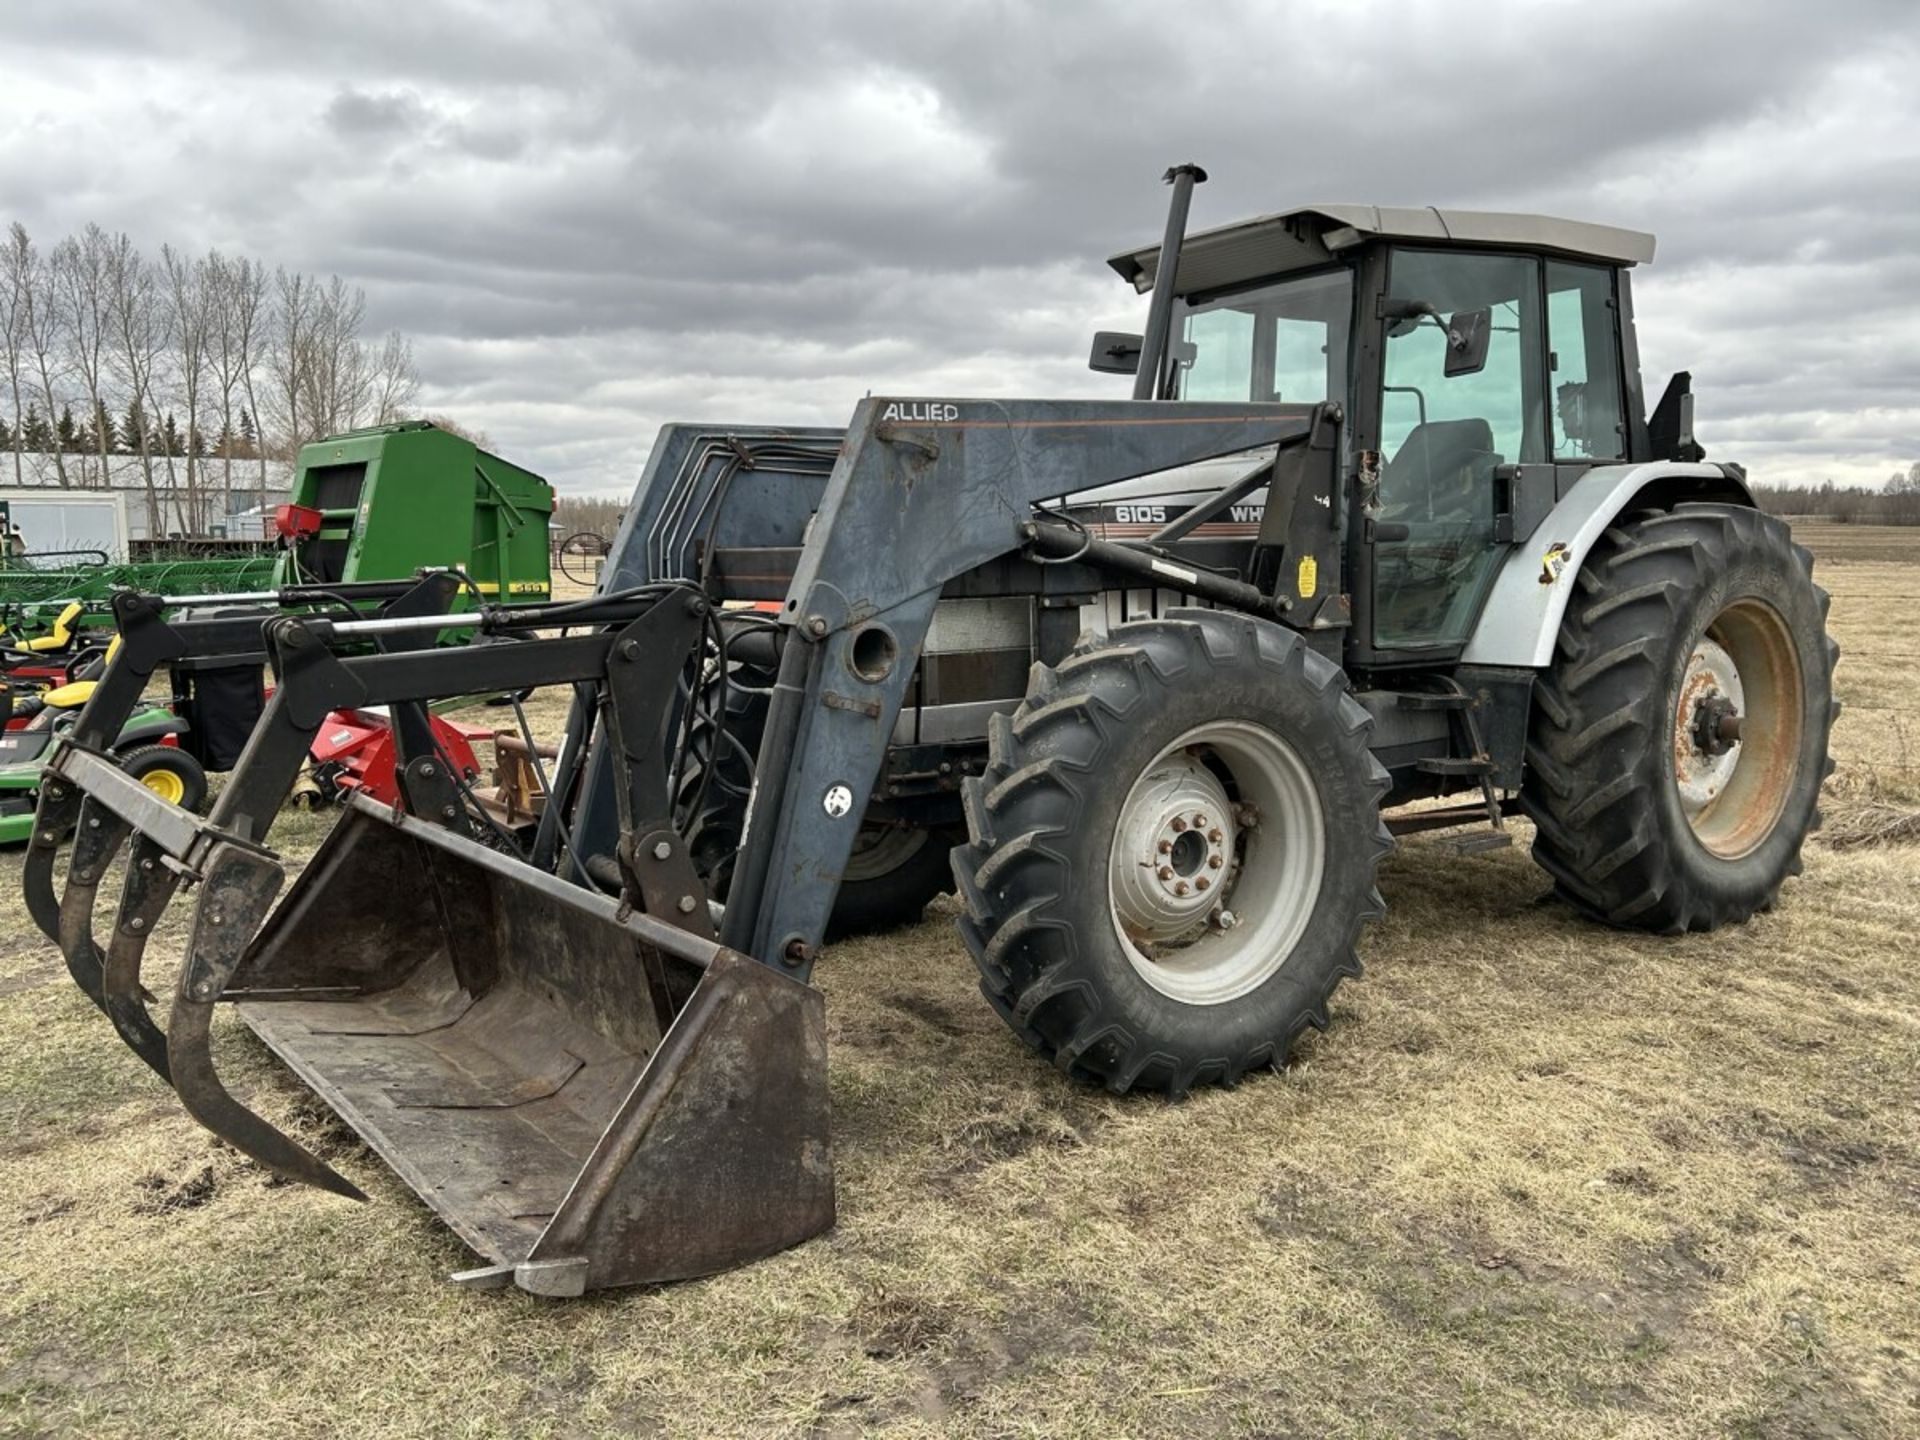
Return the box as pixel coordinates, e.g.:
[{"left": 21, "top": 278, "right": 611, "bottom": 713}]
[{"left": 1672, "top": 598, "right": 1803, "bottom": 860}]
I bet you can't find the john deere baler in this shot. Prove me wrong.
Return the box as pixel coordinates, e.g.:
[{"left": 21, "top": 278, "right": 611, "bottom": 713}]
[{"left": 272, "top": 421, "right": 552, "bottom": 602}]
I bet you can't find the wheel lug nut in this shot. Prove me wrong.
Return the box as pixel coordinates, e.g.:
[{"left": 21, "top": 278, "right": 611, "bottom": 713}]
[
  {"left": 1157, "top": 839, "right": 1173, "bottom": 854},
  {"left": 1195, "top": 876, "right": 1210, "bottom": 891},
  {"left": 1171, "top": 817, "right": 1188, "bottom": 832},
  {"left": 1207, "top": 854, "right": 1223, "bottom": 869},
  {"left": 1157, "top": 865, "right": 1174, "bottom": 881},
  {"left": 1207, "top": 828, "right": 1224, "bottom": 844},
  {"left": 1192, "top": 813, "right": 1207, "bottom": 828},
  {"left": 1174, "top": 881, "right": 1189, "bottom": 896}
]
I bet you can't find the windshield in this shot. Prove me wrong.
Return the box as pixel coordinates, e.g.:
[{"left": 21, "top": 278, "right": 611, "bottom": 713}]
[{"left": 1175, "top": 269, "right": 1353, "bottom": 406}]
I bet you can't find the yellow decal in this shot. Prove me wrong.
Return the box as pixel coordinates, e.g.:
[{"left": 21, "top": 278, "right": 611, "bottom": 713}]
[
  {"left": 1539, "top": 542, "right": 1572, "bottom": 585},
  {"left": 1297, "top": 555, "right": 1318, "bottom": 599}
]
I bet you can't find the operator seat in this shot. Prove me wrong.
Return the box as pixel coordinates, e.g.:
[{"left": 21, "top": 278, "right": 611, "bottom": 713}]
[{"left": 1380, "top": 418, "right": 1497, "bottom": 524}]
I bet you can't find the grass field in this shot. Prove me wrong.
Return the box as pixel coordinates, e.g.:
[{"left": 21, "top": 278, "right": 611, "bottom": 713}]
[{"left": 2, "top": 524, "right": 1916, "bottom": 1439}]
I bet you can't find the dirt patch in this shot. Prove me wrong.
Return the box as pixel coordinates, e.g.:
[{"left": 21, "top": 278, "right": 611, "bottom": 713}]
[
  {"left": 132, "top": 1164, "right": 218, "bottom": 1215},
  {"left": 1727, "top": 1109, "right": 1893, "bottom": 1191},
  {"left": 280, "top": 1089, "right": 371, "bottom": 1163},
  {"left": 884, "top": 992, "right": 971, "bottom": 1036},
  {"left": 20, "top": 1193, "right": 74, "bottom": 1225},
  {"left": 938, "top": 1091, "right": 1106, "bottom": 1175},
  {"left": 852, "top": 1288, "right": 961, "bottom": 1359}
]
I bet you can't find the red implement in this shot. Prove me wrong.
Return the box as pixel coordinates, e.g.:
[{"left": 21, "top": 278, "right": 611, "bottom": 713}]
[{"left": 308, "top": 707, "right": 492, "bottom": 807}]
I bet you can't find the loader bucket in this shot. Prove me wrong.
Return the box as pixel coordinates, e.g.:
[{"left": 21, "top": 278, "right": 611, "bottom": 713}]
[{"left": 46, "top": 761, "right": 834, "bottom": 1294}]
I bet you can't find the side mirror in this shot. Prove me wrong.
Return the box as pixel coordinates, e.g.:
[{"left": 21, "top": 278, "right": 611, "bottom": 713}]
[
  {"left": 1089, "top": 331, "right": 1143, "bottom": 375},
  {"left": 1443, "top": 308, "right": 1492, "bottom": 377}
]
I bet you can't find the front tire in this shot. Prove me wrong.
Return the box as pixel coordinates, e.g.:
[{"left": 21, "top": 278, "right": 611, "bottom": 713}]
[
  {"left": 954, "top": 610, "right": 1391, "bottom": 1095},
  {"left": 1521, "top": 503, "right": 1837, "bottom": 932}
]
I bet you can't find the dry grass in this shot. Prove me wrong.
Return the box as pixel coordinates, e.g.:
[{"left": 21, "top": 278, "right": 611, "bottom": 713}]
[{"left": 2, "top": 527, "right": 1918, "bottom": 1439}]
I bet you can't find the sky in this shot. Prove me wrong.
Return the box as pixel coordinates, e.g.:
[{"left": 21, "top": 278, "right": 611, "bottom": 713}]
[{"left": 2, "top": 0, "right": 1916, "bottom": 496}]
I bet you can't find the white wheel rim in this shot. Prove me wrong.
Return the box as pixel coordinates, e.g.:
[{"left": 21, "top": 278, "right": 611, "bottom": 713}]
[{"left": 1108, "top": 720, "right": 1326, "bottom": 1006}]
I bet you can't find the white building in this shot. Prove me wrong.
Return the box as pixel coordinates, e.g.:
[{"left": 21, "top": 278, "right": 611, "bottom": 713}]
[{"left": 0, "top": 451, "right": 293, "bottom": 545}]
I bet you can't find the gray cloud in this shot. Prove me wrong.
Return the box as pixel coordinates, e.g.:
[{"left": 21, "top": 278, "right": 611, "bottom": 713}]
[
  {"left": 2, "top": 0, "right": 1917, "bottom": 492},
  {"left": 323, "top": 87, "right": 428, "bottom": 139}
]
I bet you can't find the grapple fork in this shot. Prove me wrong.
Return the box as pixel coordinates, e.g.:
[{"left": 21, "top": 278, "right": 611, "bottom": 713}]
[{"left": 34, "top": 584, "right": 836, "bottom": 1293}]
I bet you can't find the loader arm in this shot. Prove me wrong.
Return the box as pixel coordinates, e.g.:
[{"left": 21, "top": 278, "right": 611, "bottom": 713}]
[{"left": 713, "top": 397, "right": 1324, "bottom": 970}]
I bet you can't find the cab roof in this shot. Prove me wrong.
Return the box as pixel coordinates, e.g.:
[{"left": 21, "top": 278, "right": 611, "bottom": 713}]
[{"left": 1108, "top": 204, "right": 1657, "bottom": 295}]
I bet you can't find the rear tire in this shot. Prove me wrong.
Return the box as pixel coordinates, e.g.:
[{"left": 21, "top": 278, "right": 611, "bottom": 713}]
[
  {"left": 954, "top": 610, "right": 1391, "bottom": 1095},
  {"left": 118, "top": 744, "right": 210, "bottom": 815},
  {"left": 1521, "top": 503, "right": 1837, "bottom": 932}
]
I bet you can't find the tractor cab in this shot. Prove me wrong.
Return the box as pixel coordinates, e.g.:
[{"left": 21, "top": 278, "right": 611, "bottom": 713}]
[{"left": 1099, "top": 203, "right": 1702, "bottom": 664}]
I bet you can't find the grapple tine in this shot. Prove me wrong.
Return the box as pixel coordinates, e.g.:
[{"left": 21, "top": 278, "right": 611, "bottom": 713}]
[
  {"left": 168, "top": 997, "right": 367, "bottom": 1201},
  {"left": 164, "top": 840, "right": 366, "bottom": 1202},
  {"left": 22, "top": 779, "right": 83, "bottom": 946},
  {"left": 54, "top": 796, "right": 132, "bottom": 1008},
  {"left": 100, "top": 835, "right": 183, "bottom": 1084}
]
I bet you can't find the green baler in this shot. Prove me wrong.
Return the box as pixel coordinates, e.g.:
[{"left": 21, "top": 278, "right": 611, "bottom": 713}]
[{"left": 274, "top": 421, "right": 553, "bottom": 601}]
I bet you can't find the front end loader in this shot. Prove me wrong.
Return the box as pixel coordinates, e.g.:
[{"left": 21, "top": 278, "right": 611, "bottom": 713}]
[{"left": 26, "top": 169, "right": 1836, "bottom": 1295}]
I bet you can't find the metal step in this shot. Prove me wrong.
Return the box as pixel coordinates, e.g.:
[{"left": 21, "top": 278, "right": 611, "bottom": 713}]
[
  {"left": 1417, "top": 755, "right": 1494, "bottom": 776},
  {"left": 1394, "top": 691, "right": 1473, "bottom": 712},
  {"left": 1439, "top": 829, "right": 1514, "bottom": 856}
]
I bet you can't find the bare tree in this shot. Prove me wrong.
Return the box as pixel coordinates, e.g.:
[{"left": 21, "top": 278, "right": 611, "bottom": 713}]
[
  {"left": 204, "top": 251, "right": 237, "bottom": 503},
  {"left": 220, "top": 254, "right": 270, "bottom": 493},
  {"left": 265, "top": 267, "right": 313, "bottom": 458},
  {"left": 5, "top": 212, "right": 430, "bottom": 531},
  {"left": 299, "top": 274, "right": 370, "bottom": 441},
  {"left": 0, "top": 224, "right": 25, "bottom": 485},
  {"left": 53, "top": 225, "right": 118, "bottom": 488},
  {"left": 107, "top": 236, "right": 169, "bottom": 535},
  {"left": 161, "top": 244, "right": 215, "bottom": 530},
  {"left": 368, "top": 328, "right": 419, "bottom": 426},
  {"left": 7, "top": 224, "right": 73, "bottom": 487}
]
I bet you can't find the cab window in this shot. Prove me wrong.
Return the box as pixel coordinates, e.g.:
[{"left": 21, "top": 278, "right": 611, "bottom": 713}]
[
  {"left": 1546, "top": 261, "right": 1626, "bottom": 460},
  {"left": 1177, "top": 269, "right": 1353, "bottom": 407}
]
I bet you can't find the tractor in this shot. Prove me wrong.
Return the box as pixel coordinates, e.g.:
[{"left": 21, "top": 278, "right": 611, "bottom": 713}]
[{"left": 26, "top": 168, "right": 1834, "bottom": 1296}]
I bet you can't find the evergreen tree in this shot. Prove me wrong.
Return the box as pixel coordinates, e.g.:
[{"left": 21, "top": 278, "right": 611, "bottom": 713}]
[
  {"left": 189, "top": 423, "right": 208, "bottom": 459},
  {"left": 160, "top": 411, "right": 183, "bottom": 458},
  {"left": 238, "top": 407, "right": 257, "bottom": 456},
  {"left": 119, "top": 400, "right": 147, "bottom": 455},
  {"left": 213, "top": 418, "right": 236, "bottom": 458},
  {"left": 21, "top": 403, "right": 53, "bottom": 452},
  {"left": 0, "top": 415, "right": 11, "bottom": 449},
  {"left": 55, "top": 405, "right": 81, "bottom": 453}
]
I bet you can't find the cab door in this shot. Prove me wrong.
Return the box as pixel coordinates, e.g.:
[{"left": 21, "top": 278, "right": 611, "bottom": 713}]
[{"left": 1369, "top": 249, "right": 1547, "bottom": 654}]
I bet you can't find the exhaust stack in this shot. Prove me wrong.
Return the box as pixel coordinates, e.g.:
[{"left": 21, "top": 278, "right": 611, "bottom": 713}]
[{"left": 1131, "top": 162, "right": 1208, "bottom": 400}]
